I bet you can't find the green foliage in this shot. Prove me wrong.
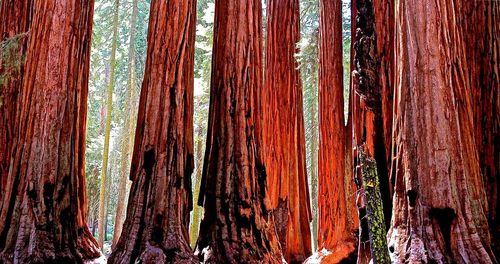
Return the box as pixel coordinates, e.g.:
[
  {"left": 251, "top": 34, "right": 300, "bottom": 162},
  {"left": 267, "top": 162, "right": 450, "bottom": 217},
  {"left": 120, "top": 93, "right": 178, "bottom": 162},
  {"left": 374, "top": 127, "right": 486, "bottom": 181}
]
[
  {"left": 86, "top": 0, "right": 150, "bottom": 242},
  {"left": 190, "top": 0, "right": 214, "bottom": 244}
]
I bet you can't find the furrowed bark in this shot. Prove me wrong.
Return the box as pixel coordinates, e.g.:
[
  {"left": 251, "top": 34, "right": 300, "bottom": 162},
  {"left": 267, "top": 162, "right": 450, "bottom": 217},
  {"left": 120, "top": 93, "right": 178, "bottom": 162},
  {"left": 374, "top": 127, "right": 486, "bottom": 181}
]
[
  {"left": 195, "top": 0, "right": 283, "bottom": 262},
  {"left": 315, "top": 0, "right": 358, "bottom": 262},
  {"left": 262, "top": 0, "right": 311, "bottom": 262},
  {"left": 373, "top": 0, "right": 395, "bottom": 188},
  {"left": 388, "top": 0, "right": 496, "bottom": 262},
  {"left": 0, "top": 0, "right": 33, "bottom": 205},
  {"left": 461, "top": 1, "right": 500, "bottom": 258},
  {"left": 112, "top": 0, "right": 139, "bottom": 248},
  {"left": 108, "top": 0, "right": 197, "bottom": 263},
  {"left": 358, "top": 147, "right": 390, "bottom": 264},
  {"left": 0, "top": 0, "right": 100, "bottom": 262}
]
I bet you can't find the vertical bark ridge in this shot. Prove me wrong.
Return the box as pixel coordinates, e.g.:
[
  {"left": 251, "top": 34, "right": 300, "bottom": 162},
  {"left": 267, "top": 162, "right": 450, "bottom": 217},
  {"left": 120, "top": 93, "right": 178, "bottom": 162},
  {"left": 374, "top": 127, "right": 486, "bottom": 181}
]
[
  {"left": 0, "top": 0, "right": 33, "bottom": 205},
  {"left": 461, "top": 0, "right": 500, "bottom": 258},
  {"left": 316, "top": 0, "right": 358, "bottom": 262},
  {"left": 0, "top": 0, "right": 100, "bottom": 262},
  {"left": 108, "top": 0, "right": 197, "bottom": 263},
  {"left": 195, "top": 0, "right": 283, "bottom": 262},
  {"left": 388, "top": 0, "right": 495, "bottom": 262},
  {"left": 262, "top": 0, "right": 312, "bottom": 262}
]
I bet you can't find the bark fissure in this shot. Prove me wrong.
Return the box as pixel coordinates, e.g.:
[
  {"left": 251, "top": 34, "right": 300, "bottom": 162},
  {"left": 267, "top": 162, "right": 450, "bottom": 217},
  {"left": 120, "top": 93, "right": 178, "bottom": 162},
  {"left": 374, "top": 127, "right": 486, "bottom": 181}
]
[{"left": 108, "top": 0, "right": 197, "bottom": 262}]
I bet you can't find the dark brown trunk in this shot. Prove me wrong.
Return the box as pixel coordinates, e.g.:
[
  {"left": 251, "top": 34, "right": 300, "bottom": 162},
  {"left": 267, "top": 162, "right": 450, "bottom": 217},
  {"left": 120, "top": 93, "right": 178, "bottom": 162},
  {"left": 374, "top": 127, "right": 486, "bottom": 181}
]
[
  {"left": 262, "top": 0, "right": 311, "bottom": 262},
  {"left": 388, "top": 0, "right": 495, "bottom": 262},
  {"left": 315, "top": 0, "right": 358, "bottom": 263},
  {"left": 108, "top": 0, "right": 197, "bottom": 263},
  {"left": 195, "top": 0, "right": 282, "bottom": 262},
  {"left": 0, "top": 1, "right": 100, "bottom": 262},
  {"left": 0, "top": 0, "right": 33, "bottom": 204},
  {"left": 353, "top": 0, "right": 392, "bottom": 232}
]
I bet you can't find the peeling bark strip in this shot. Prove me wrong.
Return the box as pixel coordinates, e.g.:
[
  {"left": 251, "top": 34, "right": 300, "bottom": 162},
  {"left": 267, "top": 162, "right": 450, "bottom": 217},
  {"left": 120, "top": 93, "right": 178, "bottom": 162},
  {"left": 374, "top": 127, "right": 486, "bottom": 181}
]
[
  {"left": 316, "top": 0, "right": 358, "bottom": 262},
  {"left": 262, "top": 0, "right": 311, "bottom": 262},
  {"left": 0, "top": 0, "right": 100, "bottom": 263},
  {"left": 108, "top": 0, "right": 196, "bottom": 263},
  {"left": 358, "top": 147, "right": 390, "bottom": 264},
  {"left": 388, "top": 0, "right": 496, "bottom": 263},
  {"left": 0, "top": 0, "right": 33, "bottom": 204},
  {"left": 195, "top": 0, "right": 282, "bottom": 262}
]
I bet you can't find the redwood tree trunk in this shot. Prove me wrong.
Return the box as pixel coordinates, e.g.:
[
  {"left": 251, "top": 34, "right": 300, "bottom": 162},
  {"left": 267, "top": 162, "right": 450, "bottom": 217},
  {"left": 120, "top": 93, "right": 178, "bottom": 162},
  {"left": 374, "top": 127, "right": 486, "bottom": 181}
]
[
  {"left": 108, "top": 0, "right": 197, "bottom": 263},
  {"left": 388, "top": 0, "right": 495, "bottom": 262},
  {"left": 373, "top": 0, "right": 395, "bottom": 188},
  {"left": 316, "top": 0, "right": 358, "bottom": 262},
  {"left": 461, "top": 1, "right": 500, "bottom": 258},
  {"left": 0, "top": 0, "right": 100, "bottom": 262},
  {"left": 0, "top": 0, "right": 33, "bottom": 203},
  {"left": 195, "top": 0, "right": 282, "bottom": 262},
  {"left": 262, "top": 0, "right": 311, "bottom": 262}
]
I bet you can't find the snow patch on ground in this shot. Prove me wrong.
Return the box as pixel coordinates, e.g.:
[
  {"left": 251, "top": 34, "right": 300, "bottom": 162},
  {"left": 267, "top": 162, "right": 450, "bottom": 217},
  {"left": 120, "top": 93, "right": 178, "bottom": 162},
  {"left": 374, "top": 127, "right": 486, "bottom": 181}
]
[{"left": 304, "top": 249, "right": 331, "bottom": 263}]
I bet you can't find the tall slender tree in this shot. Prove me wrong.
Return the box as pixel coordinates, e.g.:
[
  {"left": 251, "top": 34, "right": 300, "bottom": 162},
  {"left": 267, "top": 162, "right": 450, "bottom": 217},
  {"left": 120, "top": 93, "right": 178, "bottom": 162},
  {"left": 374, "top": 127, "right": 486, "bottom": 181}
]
[
  {"left": 388, "top": 0, "right": 496, "bottom": 262},
  {"left": 262, "top": 0, "right": 312, "bottom": 262},
  {"left": 98, "top": 0, "right": 120, "bottom": 249},
  {"left": 108, "top": 0, "right": 197, "bottom": 262},
  {"left": 0, "top": 0, "right": 33, "bottom": 202},
  {"left": 112, "top": 0, "right": 139, "bottom": 248},
  {"left": 315, "top": 0, "right": 358, "bottom": 262},
  {"left": 0, "top": 0, "right": 100, "bottom": 262},
  {"left": 195, "top": 0, "right": 283, "bottom": 262}
]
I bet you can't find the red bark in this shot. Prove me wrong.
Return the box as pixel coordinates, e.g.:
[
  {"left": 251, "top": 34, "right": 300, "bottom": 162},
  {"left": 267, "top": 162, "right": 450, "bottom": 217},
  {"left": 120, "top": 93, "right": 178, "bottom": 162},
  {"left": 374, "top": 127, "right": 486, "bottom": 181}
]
[
  {"left": 0, "top": 1, "right": 100, "bottom": 262},
  {"left": 262, "top": 0, "right": 311, "bottom": 262},
  {"left": 316, "top": 0, "right": 358, "bottom": 262},
  {"left": 108, "top": 0, "right": 197, "bottom": 263},
  {"left": 195, "top": 0, "right": 282, "bottom": 262},
  {"left": 373, "top": 0, "right": 395, "bottom": 182},
  {"left": 0, "top": 0, "right": 33, "bottom": 203},
  {"left": 388, "top": 0, "right": 496, "bottom": 262},
  {"left": 461, "top": 1, "right": 500, "bottom": 257}
]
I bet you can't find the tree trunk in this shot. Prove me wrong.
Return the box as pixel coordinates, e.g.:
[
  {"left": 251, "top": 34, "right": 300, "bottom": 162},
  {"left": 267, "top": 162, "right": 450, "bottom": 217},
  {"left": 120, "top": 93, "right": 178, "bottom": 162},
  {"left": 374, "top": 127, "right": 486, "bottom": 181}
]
[
  {"left": 0, "top": 0, "right": 100, "bottom": 262},
  {"left": 195, "top": 0, "right": 283, "bottom": 262},
  {"left": 353, "top": 0, "right": 392, "bottom": 233},
  {"left": 0, "top": 0, "right": 33, "bottom": 204},
  {"left": 315, "top": 0, "right": 358, "bottom": 262},
  {"left": 387, "top": 0, "right": 496, "bottom": 262},
  {"left": 108, "top": 0, "right": 197, "bottom": 262},
  {"left": 373, "top": 0, "right": 395, "bottom": 190},
  {"left": 461, "top": 1, "right": 500, "bottom": 258},
  {"left": 112, "top": 0, "right": 139, "bottom": 248},
  {"left": 189, "top": 128, "right": 204, "bottom": 248},
  {"left": 309, "top": 94, "right": 319, "bottom": 252},
  {"left": 262, "top": 0, "right": 311, "bottom": 262},
  {"left": 98, "top": 0, "right": 120, "bottom": 249},
  {"left": 358, "top": 147, "right": 390, "bottom": 264}
]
